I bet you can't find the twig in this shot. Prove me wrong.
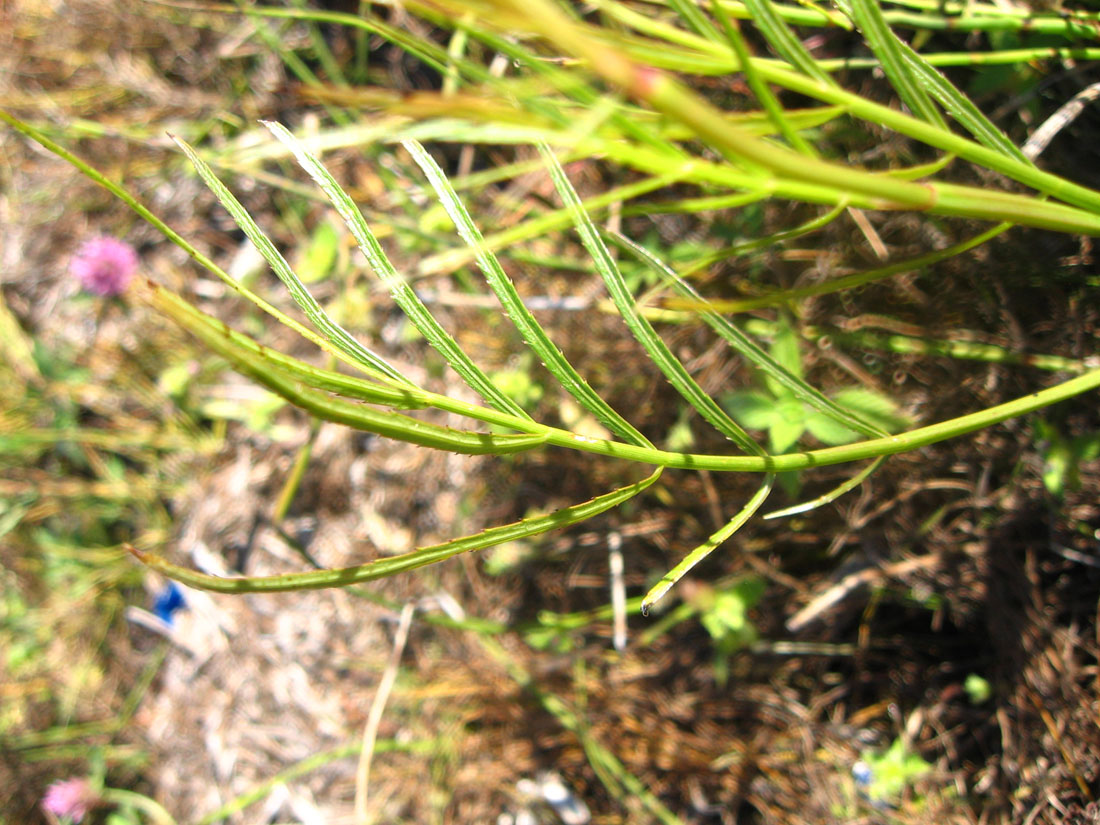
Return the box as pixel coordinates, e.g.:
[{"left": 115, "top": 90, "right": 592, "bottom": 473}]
[
  {"left": 608, "top": 532, "right": 626, "bottom": 651},
  {"left": 355, "top": 602, "right": 415, "bottom": 825},
  {"left": 1023, "top": 81, "right": 1100, "bottom": 161}
]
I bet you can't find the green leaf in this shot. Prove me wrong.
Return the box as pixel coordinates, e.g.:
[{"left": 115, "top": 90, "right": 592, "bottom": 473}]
[
  {"left": 173, "top": 135, "right": 410, "bottom": 387},
  {"left": 134, "top": 468, "right": 663, "bottom": 593},
  {"left": 722, "top": 390, "right": 780, "bottom": 431},
  {"left": 862, "top": 738, "right": 933, "bottom": 803},
  {"left": 538, "top": 142, "right": 764, "bottom": 456},
  {"left": 263, "top": 122, "right": 533, "bottom": 421},
  {"left": 142, "top": 281, "right": 547, "bottom": 456},
  {"left": 741, "top": 0, "right": 839, "bottom": 84},
  {"left": 806, "top": 387, "right": 908, "bottom": 445},
  {"left": 831, "top": 387, "right": 910, "bottom": 431},
  {"left": 768, "top": 397, "right": 806, "bottom": 454},
  {"left": 403, "top": 139, "right": 647, "bottom": 443},
  {"left": 847, "top": 0, "right": 945, "bottom": 128},
  {"left": 765, "top": 318, "right": 803, "bottom": 396},
  {"left": 296, "top": 220, "right": 340, "bottom": 284},
  {"left": 642, "top": 477, "right": 773, "bottom": 612},
  {"left": 610, "top": 230, "right": 889, "bottom": 441},
  {"left": 804, "top": 411, "right": 859, "bottom": 446},
  {"left": 965, "top": 673, "right": 992, "bottom": 705}
]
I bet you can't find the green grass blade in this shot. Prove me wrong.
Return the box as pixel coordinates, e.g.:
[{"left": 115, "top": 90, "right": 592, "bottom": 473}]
[
  {"left": 740, "top": 0, "right": 836, "bottom": 84},
  {"left": 847, "top": 0, "right": 945, "bottom": 127},
  {"left": 263, "top": 121, "right": 534, "bottom": 421},
  {"left": 173, "top": 136, "right": 412, "bottom": 386},
  {"left": 606, "top": 231, "right": 890, "bottom": 440},
  {"left": 404, "top": 138, "right": 653, "bottom": 447},
  {"left": 132, "top": 468, "right": 662, "bottom": 592},
  {"left": 147, "top": 281, "right": 428, "bottom": 410},
  {"left": 642, "top": 475, "right": 774, "bottom": 613},
  {"left": 711, "top": 0, "right": 815, "bottom": 155},
  {"left": 147, "top": 280, "right": 605, "bottom": 439},
  {"left": 668, "top": 0, "right": 726, "bottom": 43},
  {"left": 677, "top": 203, "right": 845, "bottom": 278},
  {"left": 669, "top": 223, "right": 1010, "bottom": 311},
  {"left": 419, "top": 168, "right": 690, "bottom": 276},
  {"left": 899, "top": 44, "right": 1029, "bottom": 162},
  {"left": 539, "top": 144, "right": 767, "bottom": 457}
]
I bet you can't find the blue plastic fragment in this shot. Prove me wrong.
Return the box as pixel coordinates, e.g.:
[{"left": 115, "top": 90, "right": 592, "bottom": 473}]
[
  {"left": 852, "top": 760, "right": 873, "bottom": 787},
  {"left": 153, "top": 581, "right": 186, "bottom": 625}
]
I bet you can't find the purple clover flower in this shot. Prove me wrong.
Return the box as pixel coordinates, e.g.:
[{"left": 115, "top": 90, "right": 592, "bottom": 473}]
[
  {"left": 70, "top": 237, "right": 139, "bottom": 296},
  {"left": 42, "top": 777, "right": 99, "bottom": 823}
]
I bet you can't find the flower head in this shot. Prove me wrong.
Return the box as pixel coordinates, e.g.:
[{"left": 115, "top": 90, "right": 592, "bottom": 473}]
[
  {"left": 70, "top": 237, "right": 139, "bottom": 296},
  {"left": 42, "top": 777, "right": 99, "bottom": 822}
]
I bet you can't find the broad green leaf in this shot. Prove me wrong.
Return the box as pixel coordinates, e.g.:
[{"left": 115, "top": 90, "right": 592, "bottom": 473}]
[
  {"left": 722, "top": 390, "right": 779, "bottom": 431},
  {"left": 764, "top": 318, "right": 804, "bottom": 396},
  {"left": 831, "top": 387, "right": 911, "bottom": 430},
  {"left": 804, "top": 410, "right": 859, "bottom": 446},
  {"left": 768, "top": 397, "right": 806, "bottom": 453}
]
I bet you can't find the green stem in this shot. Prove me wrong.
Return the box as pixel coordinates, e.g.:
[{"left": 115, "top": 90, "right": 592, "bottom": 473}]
[
  {"left": 100, "top": 788, "right": 177, "bottom": 825},
  {"left": 148, "top": 272, "right": 1100, "bottom": 474},
  {"left": 806, "top": 326, "right": 1090, "bottom": 374},
  {"left": 547, "top": 367, "right": 1100, "bottom": 471}
]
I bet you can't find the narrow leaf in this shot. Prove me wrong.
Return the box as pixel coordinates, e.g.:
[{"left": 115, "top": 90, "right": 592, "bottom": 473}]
[
  {"left": 136, "top": 280, "right": 546, "bottom": 455},
  {"left": 764, "top": 456, "right": 886, "bottom": 519},
  {"left": 131, "top": 468, "right": 662, "bottom": 593},
  {"left": 740, "top": 0, "right": 837, "bottom": 84},
  {"left": 607, "top": 231, "right": 890, "bottom": 440},
  {"left": 263, "top": 120, "right": 534, "bottom": 421},
  {"left": 848, "top": 0, "right": 944, "bottom": 127},
  {"left": 642, "top": 475, "right": 774, "bottom": 613},
  {"left": 404, "top": 139, "right": 652, "bottom": 447},
  {"left": 898, "top": 43, "right": 1030, "bottom": 162},
  {"left": 173, "top": 135, "right": 411, "bottom": 386},
  {"left": 539, "top": 143, "right": 766, "bottom": 456}
]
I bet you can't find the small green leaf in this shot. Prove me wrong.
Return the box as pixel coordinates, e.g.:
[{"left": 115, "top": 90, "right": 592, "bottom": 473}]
[
  {"left": 965, "top": 673, "right": 992, "bottom": 705},
  {"left": 768, "top": 397, "right": 806, "bottom": 454},
  {"left": 157, "top": 361, "right": 194, "bottom": 399},
  {"left": 1042, "top": 442, "right": 1072, "bottom": 498},
  {"left": 665, "top": 410, "right": 696, "bottom": 452},
  {"left": 804, "top": 411, "right": 859, "bottom": 446},
  {"left": 722, "top": 389, "right": 779, "bottom": 431},
  {"left": 831, "top": 387, "right": 911, "bottom": 432},
  {"left": 764, "top": 319, "right": 803, "bottom": 396},
  {"left": 861, "top": 739, "right": 933, "bottom": 803}
]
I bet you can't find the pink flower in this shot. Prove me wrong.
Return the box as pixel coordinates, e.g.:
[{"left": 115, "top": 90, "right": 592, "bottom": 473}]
[
  {"left": 70, "top": 237, "right": 139, "bottom": 296},
  {"left": 42, "top": 777, "right": 99, "bottom": 822}
]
